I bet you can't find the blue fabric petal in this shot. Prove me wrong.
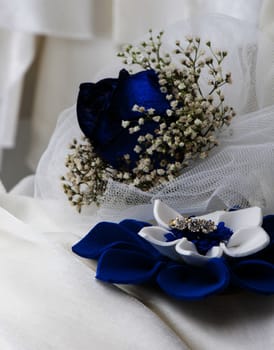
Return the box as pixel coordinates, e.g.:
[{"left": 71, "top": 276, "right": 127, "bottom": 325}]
[
  {"left": 117, "top": 220, "right": 164, "bottom": 258},
  {"left": 231, "top": 259, "right": 274, "bottom": 294},
  {"left": 262, "top": 215, "right": 274, "bottom": 243},
  {"left": 72, "top": 221, "right": 143, "bottom": 259},
  {"left": 157, "top": 259, "right": 230, "bottom": 300},
  {"left": 119, "top": 219, "right": 151, "bottom": 233},
  {"left": 247, "top": 216, "right": 274, "bottom": 262},
  {"left": 96, "top": 248, "right": 163, "bottom": 284},
  {"left": 249, "top": 241, "right": 274, "bottom": 263},
  {"left": 72, "top": 220, "right": 161, "bottom": 259}
]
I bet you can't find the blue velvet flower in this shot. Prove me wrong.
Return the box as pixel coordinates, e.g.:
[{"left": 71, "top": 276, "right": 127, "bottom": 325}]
[
  {"left": 77, "top": 69, "right": 170, "bottom": 170},
  {"left": 72, "top": 215, "right": 274, "bottom": 299}
]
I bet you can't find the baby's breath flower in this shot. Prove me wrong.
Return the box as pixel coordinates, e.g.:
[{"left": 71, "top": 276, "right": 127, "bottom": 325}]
[
  {"left": 138, "top": 106, "right": 145, "bottom": 113},
  {"left": 145, "top": 133, "right": 153, "bottom": 141},
  {"left": 170, "top": 100, "right": 178, "bottom": 108},
  {"left": 194, "top": 118, "right": 202, "bottom": 126},
  {"left": 138, "top": 135, "right": 146, "bottom": 142},
  {"left": 63, "top": 32, "right": 235, "bottom": 211},
  {"left": 123, "top": 172, "right": 130, "bottom": 179},
  {"left": 166, "top": 109, "right": 173, "bottom": 117},
  {"left": 122, "top": 120, "right": 130, "bottom": 128},
  {"left": 134, "top": 145, "right": 142, "bottom": 153},
  {"left": 159, "top": 79, "right": 167, "bottom": 85},
  {"left": 200, "top": 152, "right": 208, "bottom": 159},
  {"left": 157, "top": 169, "right": 165, "bottom": 175},
  {"left": 178, "top": 83, "right": 186, "bottom": 90},
  {"left": 147, "top": 108, "right": 155, "bottom": 115},
  {"left": 152, "top": 115, "right": 161, "bottom": 122}
]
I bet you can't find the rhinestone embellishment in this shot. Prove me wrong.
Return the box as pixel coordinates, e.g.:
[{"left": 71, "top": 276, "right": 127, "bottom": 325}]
[{"left": 169, "top": 216, "right": 217, "bottom": 234}]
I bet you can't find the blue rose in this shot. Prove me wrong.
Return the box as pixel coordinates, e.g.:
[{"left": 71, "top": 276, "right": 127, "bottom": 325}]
[{"left": 77, "top": 69, "right": 170, "bottom": 170}]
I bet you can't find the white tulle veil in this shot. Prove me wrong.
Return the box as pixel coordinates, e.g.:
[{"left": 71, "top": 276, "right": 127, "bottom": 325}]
[{"left": 34, "top": 14, "right": 274, "bottom": 221}]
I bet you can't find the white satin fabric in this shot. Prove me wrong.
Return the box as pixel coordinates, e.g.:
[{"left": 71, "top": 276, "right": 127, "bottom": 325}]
[
  {"left": 0, "top": 186, "right": 273, "bottom": 350},
  {"left": 0, "top": 0, "right": 263, "bottom": 169},
  {"left": 0, "top": 190, "right": 187, "bottom": 350}
]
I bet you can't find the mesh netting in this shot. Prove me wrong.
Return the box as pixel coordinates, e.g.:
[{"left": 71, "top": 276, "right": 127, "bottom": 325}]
[
  {"left": 101, "top": 105, "right": 274, "bottom": 216},
  {"left": 34, "top": 14, "right": 274, "bottom": 220}
]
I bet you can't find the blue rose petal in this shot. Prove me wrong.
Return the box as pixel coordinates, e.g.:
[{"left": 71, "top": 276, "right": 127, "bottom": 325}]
[
  {"left": 77, "top": 78, "right": 118, "bottom": 144},
  {"left": 157, "top": 258, "right": 230, "bottom": 300},
  {"left": 231, "top": 259, "right": 274, "bottom": 294},
  {"left": 110, "top": 69, "right": 170, "bottom": 120},
  {"left": 96, "top": 248, "right": 163, "bottom": 284},
  {"left": 76, "top": 69, "right": 170, "bottom": 170}
]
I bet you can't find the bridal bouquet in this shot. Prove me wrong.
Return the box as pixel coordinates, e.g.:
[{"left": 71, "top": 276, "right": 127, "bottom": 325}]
[
  {"left": 35, "top": 15, "right": 274, "bottom": 217},
  {"left": 61, "top": 31, "right": 235, "bottom": 212}
]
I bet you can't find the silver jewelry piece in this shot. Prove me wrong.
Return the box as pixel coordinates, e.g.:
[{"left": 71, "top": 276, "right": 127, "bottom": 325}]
[{"left": 169, "top": 216, "right": 217, "bottom": 234}]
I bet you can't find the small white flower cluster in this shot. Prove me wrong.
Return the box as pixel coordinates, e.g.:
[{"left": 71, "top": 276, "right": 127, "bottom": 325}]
[
  {"left": 63, "top": 32, "right": 235, "bottom": 211},
  {"left": 118, "top": 33, "right": 235, "bottom": 189},
  {"left": 62, "top": 138, "right": 109, "bottom": 211}
]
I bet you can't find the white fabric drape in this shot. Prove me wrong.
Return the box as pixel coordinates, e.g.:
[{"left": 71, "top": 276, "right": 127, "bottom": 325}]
[
  {"left": 0, "top": 0, "right": 263, "bottom": 170},
  {"left": 0, "top": 30, "right": 35, "bottom": 150},
  {"left": 113, "top": 0, "right": 262, "bottom": 42},
  {"left": 0, "top": 0, "right": 94, "bottom": 169},
  {"left": 0, "top": 0, "right": 94, "bottom": 38}
]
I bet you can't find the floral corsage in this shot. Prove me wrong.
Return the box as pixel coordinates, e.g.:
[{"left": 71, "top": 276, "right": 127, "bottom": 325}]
[
  {"left": 62, "top": 31, "right": 235, "bottom": 212},
  {"left": 72, "top": 200, "right": 274, "bottom": 300}
]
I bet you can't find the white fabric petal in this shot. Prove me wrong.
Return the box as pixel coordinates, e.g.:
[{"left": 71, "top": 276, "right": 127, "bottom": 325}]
[
  {"left": 175, "top": 238, "right": 223, "bottom": 266},
  {"left": 222, "top": 226, "right": 270, "bottom": 257},
  {"left": 138, "top": 226, "right": 180, "bottom": 260},
  {"left": 205, "top": 246, "right": 224, "bottom": 258},
  {"left": 219, "top": 207, "right": 262, "bottom": 232},
  {"left": 153, "top": 199, "right": 183, "bottom": 229}
]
